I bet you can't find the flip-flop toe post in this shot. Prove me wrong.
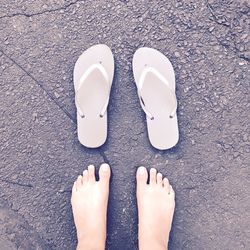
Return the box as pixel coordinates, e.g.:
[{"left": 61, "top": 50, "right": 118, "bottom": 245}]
[
  {"left": 74, "top": 44, "right": 114, "bottom": 148},
  {"left": 133, "top": 47, "right": 179, "bottom": 150}
]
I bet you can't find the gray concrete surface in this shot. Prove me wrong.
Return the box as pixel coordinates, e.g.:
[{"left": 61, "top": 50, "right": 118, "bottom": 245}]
[{"left": 0, "top": 0, "right": 249, "bottom": 249}]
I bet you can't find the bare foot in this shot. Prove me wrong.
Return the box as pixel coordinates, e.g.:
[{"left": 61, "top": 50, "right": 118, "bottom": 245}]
[
  {"left": 136, "top": 167, "right": 175, "bottom": 250},
  {"left": 71, "top": 163, "right": 111, "bottom": 250}
]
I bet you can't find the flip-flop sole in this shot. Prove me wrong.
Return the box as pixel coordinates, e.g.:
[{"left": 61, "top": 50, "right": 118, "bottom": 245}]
[
  {"left": 133, "top": 47, "right": 179, "bottom": 150},
  {"left": 74, "top": 44, "right": 114, "bottom": 148}
]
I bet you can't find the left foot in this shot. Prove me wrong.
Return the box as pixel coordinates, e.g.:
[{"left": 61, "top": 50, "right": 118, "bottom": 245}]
[{"left": 71, "top": 163, "right": 111, "bottom": 250}]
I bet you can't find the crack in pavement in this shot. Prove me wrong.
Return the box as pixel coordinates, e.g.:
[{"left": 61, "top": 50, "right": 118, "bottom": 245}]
[
  {"left": 0, "top": 0, "right": 84, "bottom": 19},
  {"left": 0, "top": 49, "right": 76, "bottom": 123},
  {"left": 0, "top": 0, "right": 147, "bottom": 133},
  {"left": 0, "top": 177, "right": 33, "bottom": 188},
  {"left": 1, "top": 51, "right": 110, "bottom": 165},
  {"left": 205, "top": 0, "right": 250, "bottom": 62},
  {"left": 205, "top": 0, "right": 231, "bottom": 28},
  {"left": 121, "top": 0, "right": 249, "bottom": 62},
  {"left": 1, "top": 50, "right": 110, "bottom": 165},
  {"left": 209, "top": 30, "right": 249, "bottom": 62}
]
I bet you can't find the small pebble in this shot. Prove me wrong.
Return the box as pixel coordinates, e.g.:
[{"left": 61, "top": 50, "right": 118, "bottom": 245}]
[
  {"left": 175, "top": 51, "right": 180, "bottom": 57},
  {"left": 54, "top": 92, "right": 60, "bottom": 98}
]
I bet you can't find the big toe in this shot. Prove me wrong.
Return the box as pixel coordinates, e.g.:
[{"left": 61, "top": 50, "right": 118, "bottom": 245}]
[
  {"left": 99, "top": 163, "right": 111, "bottom": 184},
  {"left": 136, "top": 167, "right": 148, "bottom": 187}
]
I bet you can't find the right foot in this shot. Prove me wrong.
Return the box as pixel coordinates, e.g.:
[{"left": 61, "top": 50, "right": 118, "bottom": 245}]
[
  {"left": 71, "top": 163, "right": 111, "bottom": 250},
  {"left": 136, "top": 167, "right": 175, "bottom": 250}
]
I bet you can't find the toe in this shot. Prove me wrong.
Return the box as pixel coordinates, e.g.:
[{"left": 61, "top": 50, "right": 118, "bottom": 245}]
[
  {"left": 82, "top": 169, "right": 88, "bottom": 183},
  {"left": 76, "top": 175, "right": 83, "bottom": 190},
  {"left": 169, "top": 185, "right": 175, "bottom": 197},
  {"left": 72, "top": 181, "right": 77, "bottom": 193},
  {"left": 88, "top": 165, "right": 96, "bottom": 182},
  {"left": 99, "top": 163, "right": 111, "bottom": 184},
  {"left": 136, "top": 167, "right": 148, "bottom": 187},
  {"left": 157, "top": 172, "right": 163, "bottom": 185},
  {"left": 150, "top": 168, "right": 157, "bottom": 185},
  {"left": 163, "top": 178, "right": 170, "bottom": 193}
]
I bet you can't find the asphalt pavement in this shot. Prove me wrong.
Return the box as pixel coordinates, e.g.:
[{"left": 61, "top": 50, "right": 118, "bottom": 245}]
[{"left": 0, "top": 0, "right": 249, "bottom": 249}]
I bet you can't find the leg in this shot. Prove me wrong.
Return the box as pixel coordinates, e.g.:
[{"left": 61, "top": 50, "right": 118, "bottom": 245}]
[
  {"left": 71, "top": 163, "right": 111, "bottom": 250},
  {"left": 136, "top": 167, "right": 175, "bottom": 250}
]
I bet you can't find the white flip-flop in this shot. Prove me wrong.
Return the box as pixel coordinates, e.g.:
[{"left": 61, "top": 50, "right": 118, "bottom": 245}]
[
  {"left": 133, "top": 47, "right": 179, "bottom": 150},
  {"left": 74, "top": 44, "right": 114, "bottom": 148}
]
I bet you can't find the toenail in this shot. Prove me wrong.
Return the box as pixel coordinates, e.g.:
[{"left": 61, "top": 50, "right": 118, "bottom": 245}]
[
  {"left": 101, "top": 163, "right": 109, "bottom": 171},
  {"left": 138, "top": 167, "right": 145, "bottom": 175},
  {"left": 88, "top": 165, "right": 94, "bottom": 169}
]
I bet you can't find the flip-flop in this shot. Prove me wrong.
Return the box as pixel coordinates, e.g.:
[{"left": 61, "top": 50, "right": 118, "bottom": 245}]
[
  {"left": 133, "top": 47, "right": 179, "bottom": 150},
  {"left": 74, "top": 44, "right": 114, "bottom": 148}
]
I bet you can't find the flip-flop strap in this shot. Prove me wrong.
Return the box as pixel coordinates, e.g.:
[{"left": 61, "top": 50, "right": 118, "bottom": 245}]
[
  {"left": 75, "top": 63, "right": 110, "bottom": 118},
  {"left": 137, "top": 66, "right": 177, "bottom": 120}
]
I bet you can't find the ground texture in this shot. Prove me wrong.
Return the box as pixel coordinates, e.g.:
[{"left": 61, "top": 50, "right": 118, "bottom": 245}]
[{"left": 0, "top": 0, "right": 249, "bottom": 249}]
